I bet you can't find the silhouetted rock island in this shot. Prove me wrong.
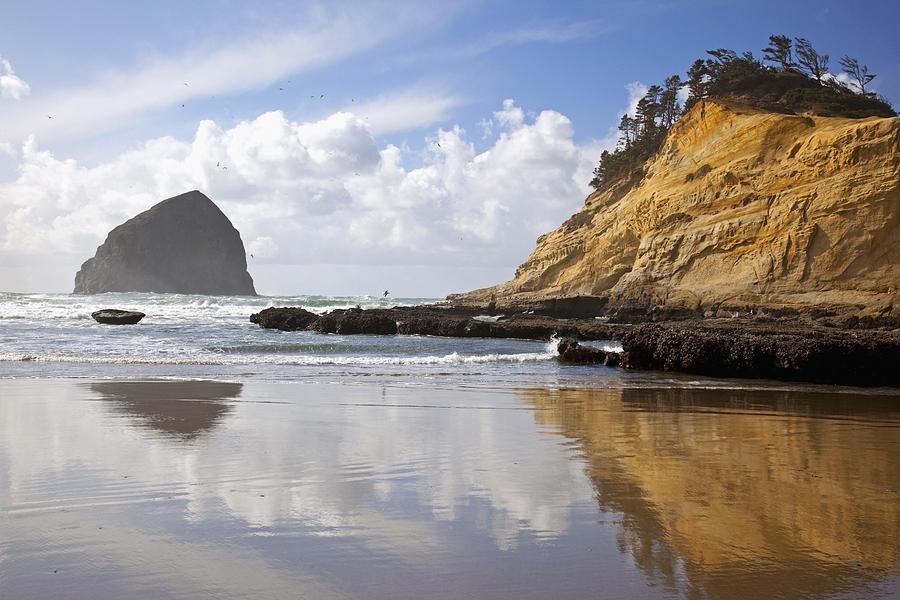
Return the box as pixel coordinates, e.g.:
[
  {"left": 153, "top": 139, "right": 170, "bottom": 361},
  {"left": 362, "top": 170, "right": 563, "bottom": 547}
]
[{"left": 74, "top": 190, "right": 256, "bottom": 295}]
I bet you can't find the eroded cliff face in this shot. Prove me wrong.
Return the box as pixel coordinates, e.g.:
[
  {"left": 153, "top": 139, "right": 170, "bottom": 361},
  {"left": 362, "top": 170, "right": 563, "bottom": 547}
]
[{"left": 459, "top": 100, "right": 900, "bottom": 316}]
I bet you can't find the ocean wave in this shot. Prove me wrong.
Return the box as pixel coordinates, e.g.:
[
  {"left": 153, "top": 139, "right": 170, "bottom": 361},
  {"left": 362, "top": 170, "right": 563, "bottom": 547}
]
[
  {"left": 0, "top": 350, "right": 556, "bottom": 367},
  {"left": 0, "top": 292, "right": 438, "bottom": 322}
]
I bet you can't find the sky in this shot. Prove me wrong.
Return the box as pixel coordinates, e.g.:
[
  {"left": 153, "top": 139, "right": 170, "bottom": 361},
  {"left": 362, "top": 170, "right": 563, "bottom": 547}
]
[{"left": 1, "top": 0, "right": 898, "bottom": 296}]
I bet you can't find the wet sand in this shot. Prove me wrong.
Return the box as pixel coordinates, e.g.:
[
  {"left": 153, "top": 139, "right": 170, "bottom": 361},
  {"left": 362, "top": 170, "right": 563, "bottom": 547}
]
[{"left": 1, "top": 379, "right": 899, "bottom": 599}]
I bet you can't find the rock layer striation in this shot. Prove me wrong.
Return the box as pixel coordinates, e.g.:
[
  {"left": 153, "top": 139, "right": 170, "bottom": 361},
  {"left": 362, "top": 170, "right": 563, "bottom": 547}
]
[{"left": 455, "top": 100, "right": 900, "bottom": 317}]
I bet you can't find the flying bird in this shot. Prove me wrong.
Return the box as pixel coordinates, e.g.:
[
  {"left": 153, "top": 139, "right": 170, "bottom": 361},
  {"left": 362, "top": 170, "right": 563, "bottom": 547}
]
[
  {"left": 320, "top": 94, "right": 325, "bottom": 99},
  {"left": 383, "top": 290, "right": 390, "bottom": 297},
  {"left": 47, "top": 115, "right": 53, "bottom": 119}
]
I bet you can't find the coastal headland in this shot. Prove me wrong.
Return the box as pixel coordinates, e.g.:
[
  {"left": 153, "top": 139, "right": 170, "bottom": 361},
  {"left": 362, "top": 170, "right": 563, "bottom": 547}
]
[{"left": 252, "top": 96, "right": 899, "bottom": 387}]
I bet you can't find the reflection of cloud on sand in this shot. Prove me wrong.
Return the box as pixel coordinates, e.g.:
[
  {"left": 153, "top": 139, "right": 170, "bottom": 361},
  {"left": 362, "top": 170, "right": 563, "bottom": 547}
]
[
  {"left": 523, "top": 386, "right": 900, "bottom": 599},
  {"left": 1, "top": 381, "right": 593, "bottom": 562},
  {"left": 181, "top": 389, "right": 594, "bottom": 550}
]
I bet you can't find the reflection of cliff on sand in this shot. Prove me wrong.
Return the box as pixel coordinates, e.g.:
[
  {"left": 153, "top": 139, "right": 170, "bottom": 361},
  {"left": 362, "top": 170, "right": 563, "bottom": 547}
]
[
  {"left": 523, "top": 386, "right": 900, "bottom": 599},
  {"left": 89, "top": 381, "right": 241, "bottom": 439}
]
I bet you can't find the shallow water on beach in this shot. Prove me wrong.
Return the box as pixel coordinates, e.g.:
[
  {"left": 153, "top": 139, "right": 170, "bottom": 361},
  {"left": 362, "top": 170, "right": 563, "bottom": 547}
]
[{"left": 1, "top": 379, "right": 898, "bottom": 599}]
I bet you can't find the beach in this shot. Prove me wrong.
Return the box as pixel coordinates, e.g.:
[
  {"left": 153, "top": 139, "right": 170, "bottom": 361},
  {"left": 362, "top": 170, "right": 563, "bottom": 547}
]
[
  {"left": 1, "top": 292, "right": 899, "bottom": 598},
  {"left": 2, "top": 378, "right": 900, "bottom": 599}
]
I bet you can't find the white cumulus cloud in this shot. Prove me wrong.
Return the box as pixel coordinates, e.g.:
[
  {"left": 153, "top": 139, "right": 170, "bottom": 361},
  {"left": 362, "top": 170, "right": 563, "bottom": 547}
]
[
  {"left": 0, "top": 100, "right": 608, "bottom": 293},
  {"left": 0, "top": 57, "right": 30, "bottom": 101}
]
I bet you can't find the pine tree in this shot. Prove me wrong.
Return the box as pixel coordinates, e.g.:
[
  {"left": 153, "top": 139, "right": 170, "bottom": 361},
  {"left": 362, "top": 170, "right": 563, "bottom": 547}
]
[
  {"left": 840, "top": 56, "right": 875, "bottom": 94},
  {"left": 685, "top": 59, "right": 708, "bottom": 109},
  {"left": 660, "top": 75, "right": 683, "bottom": 128},
  {"left": 762, "top": 35, "right": 794, "bottom": 70},
  {"left": 795, "top": 38, "right": 829, "bottom": 82}
]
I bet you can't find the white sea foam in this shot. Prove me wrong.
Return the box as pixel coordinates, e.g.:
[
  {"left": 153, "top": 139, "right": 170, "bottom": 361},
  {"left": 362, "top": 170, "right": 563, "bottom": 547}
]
[
  {"left": 0, "top": 292, "right": 435, "bottom": 322},
  {"left": 0, "top": 350, "right": 556, "bottom": 367}
]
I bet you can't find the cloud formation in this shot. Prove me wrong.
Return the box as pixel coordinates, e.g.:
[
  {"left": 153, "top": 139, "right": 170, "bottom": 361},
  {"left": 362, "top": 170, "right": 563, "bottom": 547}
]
[
  {"left": 0, "top": 57, "right": 30, "bottom": 101},
  {"left": 0, "top": 5, "right": 441, "bottom": 143},
  {"left": 0, "top": 99, "right": 604, "bottom": 292}
]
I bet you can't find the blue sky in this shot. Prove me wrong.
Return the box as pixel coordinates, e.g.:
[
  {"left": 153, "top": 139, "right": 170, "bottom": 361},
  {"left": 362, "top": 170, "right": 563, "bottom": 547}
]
[{"left": 1, "top": 0, "right": 898, "bottom": 295}]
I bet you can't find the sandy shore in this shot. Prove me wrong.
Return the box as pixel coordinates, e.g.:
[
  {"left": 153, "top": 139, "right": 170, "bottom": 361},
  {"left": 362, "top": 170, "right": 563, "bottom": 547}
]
[{"left": 1, "top": 378, "right": 899, "bottom": 599}]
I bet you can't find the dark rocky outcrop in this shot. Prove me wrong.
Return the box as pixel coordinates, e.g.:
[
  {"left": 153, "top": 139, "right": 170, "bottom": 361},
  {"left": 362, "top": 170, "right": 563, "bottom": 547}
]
[
  {"left": 621, "top": 323, "right": 900, "bottom": 387},
  {"left": 74, "top": 190, "right": 256, "bottom": 295},
  {"left": 249, "top": 307, "right": 319, "bottom": 331},
  {"left": 250, "top": 305, "right": 627, "bottom": 340},
  {"left": 91, "top": 309, "right": 145, "bottom": 325},
  {"left": 557, "top": 338, "right": 622, "bottom": 366},
  {"left": 250, "top": 303, "right": 899, "bottom": 386}
]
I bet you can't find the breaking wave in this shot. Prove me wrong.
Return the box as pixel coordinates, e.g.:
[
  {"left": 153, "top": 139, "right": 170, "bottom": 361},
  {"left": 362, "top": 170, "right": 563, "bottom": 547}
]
[{"left": 0, "top": 350, "right": 556, "bottom": 366}]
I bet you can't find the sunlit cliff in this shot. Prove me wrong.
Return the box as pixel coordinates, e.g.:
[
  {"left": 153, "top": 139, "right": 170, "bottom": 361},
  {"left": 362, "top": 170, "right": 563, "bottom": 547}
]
[{"left": 460, "top": 100, "right": 900, "bottom": 316}]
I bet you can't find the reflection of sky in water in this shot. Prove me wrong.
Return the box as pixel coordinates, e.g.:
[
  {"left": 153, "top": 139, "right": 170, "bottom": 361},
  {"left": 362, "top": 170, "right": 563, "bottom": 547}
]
[{"left": 1, "top": 379, "right": 899, "bottom": 599}]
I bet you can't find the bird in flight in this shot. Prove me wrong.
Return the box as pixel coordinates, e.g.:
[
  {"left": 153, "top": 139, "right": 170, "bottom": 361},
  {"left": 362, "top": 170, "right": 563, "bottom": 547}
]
[
  {"left": 383, "top": 290, "right": 390, "bottom": 297},
  {"left": 47, "top": 115, "right": 53, "bottom": 119}
]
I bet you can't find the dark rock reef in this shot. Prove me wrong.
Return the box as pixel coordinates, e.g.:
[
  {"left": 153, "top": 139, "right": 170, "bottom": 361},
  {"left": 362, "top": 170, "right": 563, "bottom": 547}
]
[
  {"left": 249, "top": 304, "right": 899, "bottom": 387},
  {"left": 74, "top": 190, "right": 256, "bottom": 295},
  {"left": 249, "top": 305, "right": 626, "bottom": 340},
  {"left": 557, "top": 338, "right": 622, "bottom": 366},
  {"left": 91, "top": 309, "right": 145, "bottom": 325},
  {"left": 250, "top": 307, "right": 319, "bottom": 331},
  {"left": 620, "top": 322, "right": 900, "bottom": 387}
]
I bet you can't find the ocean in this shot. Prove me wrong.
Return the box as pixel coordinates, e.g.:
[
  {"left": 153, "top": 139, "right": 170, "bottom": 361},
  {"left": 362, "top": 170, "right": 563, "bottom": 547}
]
[
  {"left": 1, "top": 292, "right": 899, "bottom": 599},
  {"left": 0, "top": 291, "right": 626, "bottom": 384}
]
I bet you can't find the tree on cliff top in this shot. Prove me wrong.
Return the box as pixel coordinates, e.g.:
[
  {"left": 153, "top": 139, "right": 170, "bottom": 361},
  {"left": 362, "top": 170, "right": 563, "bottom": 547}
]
[
  {"left": 795, "top": 38, "right": 829, "bottom": 82},
  {"left": 590, "top": 35, "right": 895, "bottom": 191},
  {"left": 840, "top": 56, "right": 876, "bottom": 95},
  {"left": 763, "top": 35, "right": 795, "bottom": 71}
]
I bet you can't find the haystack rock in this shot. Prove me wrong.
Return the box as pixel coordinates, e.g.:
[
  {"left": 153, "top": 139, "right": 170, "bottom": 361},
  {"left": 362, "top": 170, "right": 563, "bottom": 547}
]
[
  {"left": 74, "top": 190, "right": 257, "bottom": 295},
  {"left": 455, "top": 100, "right": 899, "bottom": 318}
]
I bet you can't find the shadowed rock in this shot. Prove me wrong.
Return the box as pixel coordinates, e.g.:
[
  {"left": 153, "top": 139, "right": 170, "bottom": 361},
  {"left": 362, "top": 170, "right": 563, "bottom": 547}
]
[
  {"left": 74, "top": 190, "right": 256, "bottom": 295},
  {"left": 621, "top": 322, "right": 900, "bottom": 387},
  {"left": 250, "top": 307, "right": 319, "bottom": 331},
  {"left": 557, "top": 338, "right": 622, "bottom": 366},
  {"left": 91, "top": 309, "right": 145, "bottom": 325},
  {"left": 250, "top": 305, "right": 627, "bottom": 340}
]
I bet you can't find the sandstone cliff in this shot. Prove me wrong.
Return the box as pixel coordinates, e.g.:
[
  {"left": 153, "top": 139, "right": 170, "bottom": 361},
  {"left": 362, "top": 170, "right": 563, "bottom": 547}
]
[
  {"left": 74, "top": 190, "right": 257, "bottom": 295},
  {"left": 457, "top": 100, "right": 899, "bottom": 317}
]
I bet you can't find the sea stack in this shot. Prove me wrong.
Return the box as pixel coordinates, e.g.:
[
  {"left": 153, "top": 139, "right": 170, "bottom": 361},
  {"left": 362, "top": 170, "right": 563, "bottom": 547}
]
[{"left": 74, "top": 190, "right": 257, "bottom": 295}]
